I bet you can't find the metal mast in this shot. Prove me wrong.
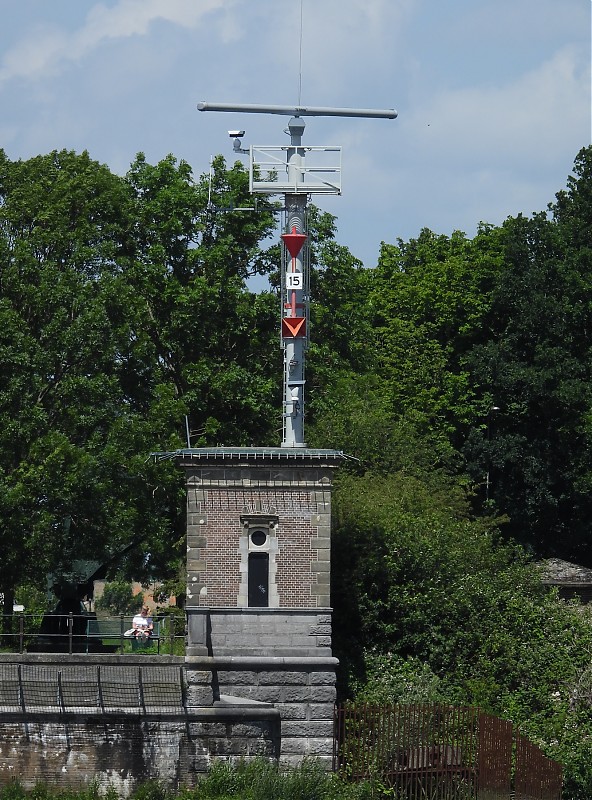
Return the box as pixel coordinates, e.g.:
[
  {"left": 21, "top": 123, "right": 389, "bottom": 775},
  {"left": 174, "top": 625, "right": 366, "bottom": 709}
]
[{"left": 198, "top": 102, "right": 397, "bottom": 448}]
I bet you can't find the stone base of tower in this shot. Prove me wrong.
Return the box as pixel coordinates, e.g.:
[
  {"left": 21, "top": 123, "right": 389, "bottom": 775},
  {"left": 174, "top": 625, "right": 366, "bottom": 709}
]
[
  {"left": 170, "top": 447, "right": 343, "bottom": 768},
  {"left": 186, "top": 607, "right": 333, "bottom": 659},
  {"left": 185, "top": 654, "right": 337, "bottom": 767}
]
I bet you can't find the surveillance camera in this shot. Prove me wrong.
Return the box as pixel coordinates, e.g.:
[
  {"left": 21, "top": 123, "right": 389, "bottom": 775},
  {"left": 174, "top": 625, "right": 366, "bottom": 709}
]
[{"left": 228, "top": 130, "right": 245, "bottom": 138}]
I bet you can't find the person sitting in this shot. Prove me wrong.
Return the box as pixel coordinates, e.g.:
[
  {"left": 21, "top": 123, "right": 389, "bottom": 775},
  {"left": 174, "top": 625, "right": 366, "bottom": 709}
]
[{"left": 130, "top": 605, "right": 154, "bottom": 643}]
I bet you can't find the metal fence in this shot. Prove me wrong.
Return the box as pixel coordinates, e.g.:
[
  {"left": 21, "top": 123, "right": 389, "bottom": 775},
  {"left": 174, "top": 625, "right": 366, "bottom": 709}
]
[
  {"left": 515, "top": 734, "right": 563, "bottom": 800},
  {"left": 477, "top": 713, "right": 513, "bottom": 798},
  {"left": 0, "top": 663, "right": 185, "bottom": 713},
  {"left": 0, "top": 613, "right": 184, "bottom": 655},
  {"left": 333, "top": 703, "right": 563, "bottom": 800}
]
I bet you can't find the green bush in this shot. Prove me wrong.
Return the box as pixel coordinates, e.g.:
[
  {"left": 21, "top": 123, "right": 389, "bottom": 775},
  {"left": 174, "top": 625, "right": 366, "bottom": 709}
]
[
  {"left": 179, "top": 758, "right": 379, "bottom": 800},
  {"left": 14, "top": 584, "right": 47, "bottom": 617},
  {"left": 0, "top": 783, "right": 105, "bottom": 800},
  {"left": 131, "top": 781, "right": 174, "bottom": 800},
  {"left": 0, "top": 780, "right": 28, "bottom": 800},
  {"left": 188, "top": 760, "right": 241, "bottom": 798},
  {"left": 95, "top": 580, "right": 138, "bottom": 615}
]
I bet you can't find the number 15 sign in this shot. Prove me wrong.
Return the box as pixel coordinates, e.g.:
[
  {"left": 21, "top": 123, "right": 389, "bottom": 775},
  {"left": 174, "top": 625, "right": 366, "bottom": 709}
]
[{"left": 286, "top": 272, "right": 303, "bottom": 289}]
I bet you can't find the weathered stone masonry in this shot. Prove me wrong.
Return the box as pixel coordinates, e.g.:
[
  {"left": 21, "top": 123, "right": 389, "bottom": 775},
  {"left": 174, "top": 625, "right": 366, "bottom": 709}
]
[
  {"left": 182, "top": 452, "right": 336, "bottom": 610},
  {"left": 0, "top": 654, "right": 280, "bottom": 795}
]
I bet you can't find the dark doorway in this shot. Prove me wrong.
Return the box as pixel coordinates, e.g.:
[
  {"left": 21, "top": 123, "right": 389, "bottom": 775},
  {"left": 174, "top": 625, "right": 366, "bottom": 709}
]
[{"left": 248, "top": 552, "right": 269, "bottom": 607}]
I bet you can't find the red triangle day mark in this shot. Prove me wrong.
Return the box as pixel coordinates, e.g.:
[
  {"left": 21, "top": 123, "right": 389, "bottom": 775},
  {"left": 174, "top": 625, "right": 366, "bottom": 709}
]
[
  {"left": 282, "top": 317, "right": 307, "bottom": 338},
  {"left": 281, "top": 228, "right": 308, "bottom": 258}
]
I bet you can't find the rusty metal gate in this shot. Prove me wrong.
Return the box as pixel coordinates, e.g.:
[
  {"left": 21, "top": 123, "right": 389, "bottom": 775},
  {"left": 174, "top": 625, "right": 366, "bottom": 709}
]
[
  {"left": 477, "top": 713, "right": 512, "bottom": 798},
  {"left": 515, "top": 734, "right": 563, "bottom": 800},
  {"left": 333, "top": 703, "right": 562, "bottom": 800}
]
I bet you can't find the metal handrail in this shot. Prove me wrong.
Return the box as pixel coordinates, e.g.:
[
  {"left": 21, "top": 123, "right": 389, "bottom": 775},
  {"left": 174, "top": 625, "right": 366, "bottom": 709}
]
[
  {"left": 0, "top": 613, "right": 184, "bottom": 655},
  {"left": 1, "top": 662, "right": 187, "bottom": 715}
]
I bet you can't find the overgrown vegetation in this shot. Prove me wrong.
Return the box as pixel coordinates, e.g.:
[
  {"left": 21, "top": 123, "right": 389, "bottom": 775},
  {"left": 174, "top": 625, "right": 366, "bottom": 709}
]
[
  {"left": 95, "top": 580, "right": 139, "bottom": 615},
  {"left": 0, "top": 760, "right": 376, "bottom": 800}
]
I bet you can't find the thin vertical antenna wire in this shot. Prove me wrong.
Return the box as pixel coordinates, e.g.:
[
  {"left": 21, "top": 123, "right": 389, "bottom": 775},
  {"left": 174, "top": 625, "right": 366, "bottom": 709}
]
[{"left": 297, "top": 0, "right": 304, "bottom": 105}]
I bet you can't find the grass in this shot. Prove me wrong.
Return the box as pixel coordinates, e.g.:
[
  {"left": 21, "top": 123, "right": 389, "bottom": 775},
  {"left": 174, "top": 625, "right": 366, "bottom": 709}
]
[{"left": 0, "top": 759, "right": 382, "bottom": 800}]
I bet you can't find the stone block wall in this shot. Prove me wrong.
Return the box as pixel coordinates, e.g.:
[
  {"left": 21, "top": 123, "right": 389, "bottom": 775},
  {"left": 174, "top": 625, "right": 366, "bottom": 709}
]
[
  {"left": 183, "top": 653, "right": 337, "bottom": 769},
  {"left": 0, "top": 654, "right": 280, "bottom": 797},
  {"left": 212, "top": 659, "right": 337, "bottom": 769},
  {"left": 0, "top": 711, "right": 280, "bottom": 796},
  {"left": 187, "top": 608, "right": 333, "bottom": 659}
]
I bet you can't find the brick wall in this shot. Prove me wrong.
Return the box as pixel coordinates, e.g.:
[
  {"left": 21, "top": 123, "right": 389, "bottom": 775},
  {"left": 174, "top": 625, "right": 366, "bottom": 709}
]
[{"left": 183, "top": 458, "right": 335, "bottom": 609}]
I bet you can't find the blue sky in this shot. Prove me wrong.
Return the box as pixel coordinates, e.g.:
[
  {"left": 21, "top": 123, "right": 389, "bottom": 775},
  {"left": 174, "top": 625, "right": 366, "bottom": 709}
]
[{"left": 0, "top": 0, "right": 590, "bottom": 270}]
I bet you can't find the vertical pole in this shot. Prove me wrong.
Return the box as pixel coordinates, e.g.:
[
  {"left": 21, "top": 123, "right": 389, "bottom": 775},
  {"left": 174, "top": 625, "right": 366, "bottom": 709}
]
[
  {"left": 57, "top": 670, "right": 65, "bottom": 711},
  {"left": 18, "top": 664, "right": 25, "bottom": 713},
  {"left": 282, "top": 116, "right": 308, "bottom": 448},
  {"left": 138, "top": 666, "right": 145, "bottom": 711},
  {"left": 97, "top": 665, "right": 104, "bottom": 711}
]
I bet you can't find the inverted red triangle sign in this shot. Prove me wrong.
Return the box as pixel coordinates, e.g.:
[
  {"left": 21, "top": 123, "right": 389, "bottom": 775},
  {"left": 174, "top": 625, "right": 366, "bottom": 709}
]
[
  {"left": 281, "top": 227, "right": 308, "bottom": 258},
  {"left": 282, "top": 317, "right": 307, "bottom": 338}
]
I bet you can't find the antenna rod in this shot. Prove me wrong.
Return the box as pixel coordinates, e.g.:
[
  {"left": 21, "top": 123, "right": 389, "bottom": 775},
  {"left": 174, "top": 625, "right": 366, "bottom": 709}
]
[{"left": 198, "top": 101, "right": 397, "bottom": 119}]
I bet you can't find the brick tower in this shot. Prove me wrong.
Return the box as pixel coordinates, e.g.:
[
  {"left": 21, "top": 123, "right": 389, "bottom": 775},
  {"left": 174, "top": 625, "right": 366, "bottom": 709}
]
[{"left": 176, "top": 446, "right": 342, "bottom": 766}]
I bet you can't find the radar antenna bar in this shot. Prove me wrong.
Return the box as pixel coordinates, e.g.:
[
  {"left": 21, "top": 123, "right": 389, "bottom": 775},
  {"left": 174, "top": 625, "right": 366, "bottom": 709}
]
[{"left": 198, "top": 101, "right": 397, "bottom": 119}]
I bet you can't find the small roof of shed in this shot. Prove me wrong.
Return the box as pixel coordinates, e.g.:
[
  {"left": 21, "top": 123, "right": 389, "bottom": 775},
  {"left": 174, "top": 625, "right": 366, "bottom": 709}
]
[{"left": 540, "top": 558, "right": 592, "bottom": 586}]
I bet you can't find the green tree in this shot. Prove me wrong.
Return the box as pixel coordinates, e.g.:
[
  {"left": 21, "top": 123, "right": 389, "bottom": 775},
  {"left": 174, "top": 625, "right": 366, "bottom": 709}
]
[
  {"left": 370, "top": 227, "right": 504, "bottom": 461},
  {"left": 331, "top": 469, "right": 592, "bottom": 795},
  {"left": 124, "top": 153, "right": 280, "bottom": 448},
  {"left": 309, "top": 223, "right": 505, "bottom": 476},
  {"left": 0, "top": 148, "right": 163, "bottom": 618},
  {"left": 462, "top": 149, "right": 592, "bottom": 560},
  {"left": 95, "top": 580, "right": 138, "bottom": 615},
  {"left": 0, "top": 149, "right": 283, "bottom": 619}
]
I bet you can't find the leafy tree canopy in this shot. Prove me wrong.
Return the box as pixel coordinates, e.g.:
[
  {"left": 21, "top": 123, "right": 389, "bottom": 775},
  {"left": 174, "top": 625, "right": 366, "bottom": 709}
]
[{"left": 0, "top": 149, "right": 282, "bottom": 613}]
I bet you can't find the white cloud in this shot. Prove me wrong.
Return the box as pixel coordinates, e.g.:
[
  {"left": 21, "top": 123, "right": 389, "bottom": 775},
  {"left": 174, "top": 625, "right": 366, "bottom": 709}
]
[
  {"left": 77, "top": 0, "right": 238, "bottom": 49},
  {"left": 0, "top": 26, "right": 68, "bottom": 83},
  {"left": 405, "top": 44, "right": 590, "bottom": 169},
  {"left": 0, "top": 0, "right": 240, "bottom": 85}
]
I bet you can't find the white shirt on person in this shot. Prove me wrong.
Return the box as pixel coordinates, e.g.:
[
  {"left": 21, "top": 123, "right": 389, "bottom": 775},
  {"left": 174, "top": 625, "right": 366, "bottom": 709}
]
[{"left": 133, "top": 613, "right": 153, "bottom": 630}]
